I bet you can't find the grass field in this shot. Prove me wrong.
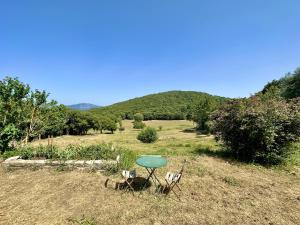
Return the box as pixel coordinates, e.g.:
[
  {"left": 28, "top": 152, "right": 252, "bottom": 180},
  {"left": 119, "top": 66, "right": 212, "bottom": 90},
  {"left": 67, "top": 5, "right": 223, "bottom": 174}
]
[{"left": 0, "top": 120, "right": 299, "bottom": 225}]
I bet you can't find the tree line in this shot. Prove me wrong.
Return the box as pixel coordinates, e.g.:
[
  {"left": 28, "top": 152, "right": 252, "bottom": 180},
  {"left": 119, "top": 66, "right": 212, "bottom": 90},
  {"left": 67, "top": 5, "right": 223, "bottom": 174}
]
[{"left": 0, "top": 77, "right": 119, "bottom": 153}]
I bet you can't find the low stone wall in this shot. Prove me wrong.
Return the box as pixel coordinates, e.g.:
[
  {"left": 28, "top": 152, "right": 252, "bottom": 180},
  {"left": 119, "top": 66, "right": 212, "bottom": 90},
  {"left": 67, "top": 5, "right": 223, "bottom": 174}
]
[{"left": 2, "top": 156, "right": 117, "bottom": 170}]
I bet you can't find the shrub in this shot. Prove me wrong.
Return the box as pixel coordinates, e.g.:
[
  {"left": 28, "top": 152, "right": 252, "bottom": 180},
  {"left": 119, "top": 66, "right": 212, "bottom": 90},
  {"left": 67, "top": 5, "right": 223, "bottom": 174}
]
[
  {"left": 211, "top": 97, "right": 300, "bottom": 165},
  {"left": 133, "top": 113, "right": 144, "bottom": 122},
  {"left": 133, "top": 121, "right": 146, "bottom": 129},
  {"left": 158, "top": 125, "right": 163, "bottom": 131},
  {"left": 137, "top": 127, "right": 158, "bottom": 143}
]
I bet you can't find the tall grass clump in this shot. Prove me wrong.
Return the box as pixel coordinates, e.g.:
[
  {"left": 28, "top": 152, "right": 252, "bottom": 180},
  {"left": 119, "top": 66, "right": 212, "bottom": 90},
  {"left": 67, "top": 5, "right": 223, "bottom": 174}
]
[{"left": 9, "top": 143, "right": 136, "bottom": 168}]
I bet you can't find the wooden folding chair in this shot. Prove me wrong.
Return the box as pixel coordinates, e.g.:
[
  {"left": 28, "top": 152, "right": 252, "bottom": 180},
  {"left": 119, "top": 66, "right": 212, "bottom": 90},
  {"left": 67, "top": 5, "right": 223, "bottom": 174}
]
[
  {"left": 116, "top": 155, "right": 137, "bottom": 195},
  {"left": 163, "top": 161, "right": 186, "bottom": 198},
  {"left": 121, "top": 170, "right": 137, "bottom": 195}
]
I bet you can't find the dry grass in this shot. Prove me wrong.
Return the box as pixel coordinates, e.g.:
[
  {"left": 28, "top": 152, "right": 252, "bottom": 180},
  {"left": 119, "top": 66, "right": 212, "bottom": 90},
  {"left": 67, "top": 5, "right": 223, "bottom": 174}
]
[{"left": 0, "top": 120, "right": 300, "bottom": 225}]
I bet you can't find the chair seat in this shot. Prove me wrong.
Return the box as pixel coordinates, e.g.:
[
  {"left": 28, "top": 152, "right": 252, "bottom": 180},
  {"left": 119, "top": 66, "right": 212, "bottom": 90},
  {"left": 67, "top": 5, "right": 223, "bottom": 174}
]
[{"left": 122, "top": 170, "right": 137, "bottom": 179}]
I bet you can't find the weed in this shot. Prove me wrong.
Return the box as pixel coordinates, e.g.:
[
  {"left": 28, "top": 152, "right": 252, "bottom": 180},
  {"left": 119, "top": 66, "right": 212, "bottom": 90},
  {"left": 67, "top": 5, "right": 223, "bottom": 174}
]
[
  {"left": 68, "top": 215, "right": 97, "bottom": 225},
  {"left": 223, "top": 176, "right": 240, "bottom": 186}
]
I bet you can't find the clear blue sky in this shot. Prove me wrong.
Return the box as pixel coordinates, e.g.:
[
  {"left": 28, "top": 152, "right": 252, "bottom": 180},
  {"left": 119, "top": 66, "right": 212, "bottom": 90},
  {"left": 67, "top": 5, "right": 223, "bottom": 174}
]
[{"left": 1, "top": 0, "right": 299, "bottom": 105}]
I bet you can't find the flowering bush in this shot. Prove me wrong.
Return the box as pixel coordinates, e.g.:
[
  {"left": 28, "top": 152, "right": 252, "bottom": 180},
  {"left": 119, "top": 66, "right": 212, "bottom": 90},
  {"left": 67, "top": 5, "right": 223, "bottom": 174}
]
[{"left": 211, "top": 97, "right": 300, "bottom": 164}]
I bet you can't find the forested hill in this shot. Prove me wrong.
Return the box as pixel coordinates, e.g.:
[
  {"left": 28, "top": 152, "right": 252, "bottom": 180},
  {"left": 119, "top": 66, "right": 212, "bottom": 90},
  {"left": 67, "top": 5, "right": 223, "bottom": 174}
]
[
  {"left": 261, "top": 68, "right": 300, "bottom": 99},
  {"left": 90, "top": 91, "right": 227, "bottom": 120}
]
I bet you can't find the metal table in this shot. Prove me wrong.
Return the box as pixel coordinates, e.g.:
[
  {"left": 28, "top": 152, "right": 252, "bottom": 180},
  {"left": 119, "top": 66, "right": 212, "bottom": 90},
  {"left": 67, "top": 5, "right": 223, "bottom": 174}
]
[{"left": 136, "top": 155, "right": 167, "bottom": 191}]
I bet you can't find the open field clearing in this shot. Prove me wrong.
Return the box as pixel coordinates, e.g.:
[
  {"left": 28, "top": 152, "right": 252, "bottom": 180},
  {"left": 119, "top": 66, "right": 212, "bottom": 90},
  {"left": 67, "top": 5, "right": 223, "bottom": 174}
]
[{"left": 1, "top": 120, "right": 300, "bottom": 225}]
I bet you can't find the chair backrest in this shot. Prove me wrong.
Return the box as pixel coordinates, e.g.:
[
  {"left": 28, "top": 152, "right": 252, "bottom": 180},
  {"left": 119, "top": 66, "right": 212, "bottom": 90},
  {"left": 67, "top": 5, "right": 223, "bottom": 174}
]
[
  {"left": 165, "top": 172, "right": 181, "bottom": 183},
  {"left": 176, "top": 160, "right": 187, "bottom": 183},
  {"left": 122, "top": 170, "right": 136, "bottom": 179}
]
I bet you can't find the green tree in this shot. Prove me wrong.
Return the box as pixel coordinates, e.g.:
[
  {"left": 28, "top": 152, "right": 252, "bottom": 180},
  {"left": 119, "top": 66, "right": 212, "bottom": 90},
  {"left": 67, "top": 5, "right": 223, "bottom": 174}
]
[
  {"left": 103, "top": 118, "right": 117, "bottom": 134},
  {"left": 283, "top": 68, "right": 300, "bottom": 99},
  {"left": 0, "top": 77, "right": 30, "bottom": 152},
  {"left": 24, "top": 90, "right": 49, "bottom": 142},
  {"left": 191, "top": 98, "right": 217, "bottom": 133}
]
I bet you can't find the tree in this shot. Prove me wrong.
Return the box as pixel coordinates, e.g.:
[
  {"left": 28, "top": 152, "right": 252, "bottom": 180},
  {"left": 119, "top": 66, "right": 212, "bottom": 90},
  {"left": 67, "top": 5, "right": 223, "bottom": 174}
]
[
  {"left": 260, "top": 68, "right": 300, "bottom": 100},
  {"left": 24, "top": 90, "right": 49, "bottom": 143},
  {"left": 42, "top": 103, "right": 67, "bottom": 137},
  {"left": 103, "top": 118, "right": 117, "bottom": 134},
  {"left": 190, "top": 98, "right": 218, "bottom": 133},
  {"left": 65, "top": 110, "right": 91, "bottom": 135},
  {"left": 283, "top": 68, "right": 300, "bottom": 99},
  {"left": 0, "top": 77, "right": 30, "bottom": 152}
]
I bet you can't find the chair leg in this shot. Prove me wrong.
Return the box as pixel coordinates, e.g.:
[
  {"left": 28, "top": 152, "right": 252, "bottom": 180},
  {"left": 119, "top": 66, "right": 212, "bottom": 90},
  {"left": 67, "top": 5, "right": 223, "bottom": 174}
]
[
  {"left": 167, "top": 182, "right": 181, "bottom": 199},
  {"left": 175, "top": 183, "right": 182, "bottom": 191},
  {"left": 125, "top": 179, "right": 135, "bottom": 195}
]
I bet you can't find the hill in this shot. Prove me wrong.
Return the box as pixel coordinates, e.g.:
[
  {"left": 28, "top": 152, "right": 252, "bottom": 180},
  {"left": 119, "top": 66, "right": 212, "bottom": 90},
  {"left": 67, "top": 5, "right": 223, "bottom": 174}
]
[
  {"left": 90, "top": 91, "right": 227, "bottom": 120},
  {"left": 261, "top": 68, "right": 300, "bottom": 99},
  {"left": 67, "top": 103, "right": 100, "bottom": 111}
]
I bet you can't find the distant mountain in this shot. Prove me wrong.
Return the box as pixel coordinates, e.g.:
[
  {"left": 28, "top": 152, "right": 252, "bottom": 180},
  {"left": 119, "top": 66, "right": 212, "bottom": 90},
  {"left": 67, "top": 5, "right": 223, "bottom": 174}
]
[
  {"left": 67, "top": 103, "right": 100, "bottom": 111},
  {"left": 90, "top": 90, "right": 227, "bottom": 120}
]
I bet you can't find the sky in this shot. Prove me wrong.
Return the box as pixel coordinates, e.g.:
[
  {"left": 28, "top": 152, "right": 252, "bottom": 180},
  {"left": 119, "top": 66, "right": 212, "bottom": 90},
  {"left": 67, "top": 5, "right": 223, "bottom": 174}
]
[{"left": 1, "top": 0, "right": 300, "bottom": 106}]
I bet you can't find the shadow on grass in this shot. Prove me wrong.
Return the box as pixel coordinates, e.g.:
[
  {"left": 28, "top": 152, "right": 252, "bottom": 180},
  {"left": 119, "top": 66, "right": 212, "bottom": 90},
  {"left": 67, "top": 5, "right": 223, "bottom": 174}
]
[
  {"left": 117, "top": 177, "right": 151, "bottom": 192},
  {"left": 181, "top": 128, "right": 211, "bottom": 137},
  {"left": 192, "top": 146, "right": 234, "bottom": 160}
]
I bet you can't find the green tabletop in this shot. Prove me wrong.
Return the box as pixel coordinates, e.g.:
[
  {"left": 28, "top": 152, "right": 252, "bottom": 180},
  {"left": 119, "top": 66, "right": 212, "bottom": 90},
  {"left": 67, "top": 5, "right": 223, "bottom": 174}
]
[{"left": 136, "top": 156, "right": 167, "bottom": 169}]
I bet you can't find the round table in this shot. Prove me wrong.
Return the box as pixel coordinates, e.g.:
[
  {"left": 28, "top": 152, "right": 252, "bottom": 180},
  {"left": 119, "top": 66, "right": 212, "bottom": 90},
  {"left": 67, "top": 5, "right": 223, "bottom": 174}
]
[{"left": 136, "top": 155, "right": 167, "bottom": 191}]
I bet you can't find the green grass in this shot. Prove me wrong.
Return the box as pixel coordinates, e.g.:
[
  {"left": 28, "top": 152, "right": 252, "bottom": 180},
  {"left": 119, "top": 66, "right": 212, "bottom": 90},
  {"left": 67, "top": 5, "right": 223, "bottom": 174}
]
[
  {"left": 1, "top": 120, "right": 299, "bottom": 171},
  {"left": 2, "top": 143, "right": 137, "bottom": 170}
]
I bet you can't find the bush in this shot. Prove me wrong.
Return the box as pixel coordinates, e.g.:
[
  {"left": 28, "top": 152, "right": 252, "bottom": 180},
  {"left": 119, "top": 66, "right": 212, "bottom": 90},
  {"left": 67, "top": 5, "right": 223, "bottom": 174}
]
[
  {"left": 133, "top": 121, "right": 146, "bottom": 129},
  {"left": 133, "top": 113, "right": 144, "bottom": 122},
  {"left": 137, "top": 127, "right": 158, "bottom": 143},
  {"left": 211, "top": 97, "right": 300, "bottom": 165}
]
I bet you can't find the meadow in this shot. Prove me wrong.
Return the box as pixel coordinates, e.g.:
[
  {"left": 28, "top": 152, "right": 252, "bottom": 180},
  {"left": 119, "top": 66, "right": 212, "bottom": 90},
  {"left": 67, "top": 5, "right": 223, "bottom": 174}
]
[{"left": 0, "top": 120, "right": 299, "bottom": 225}]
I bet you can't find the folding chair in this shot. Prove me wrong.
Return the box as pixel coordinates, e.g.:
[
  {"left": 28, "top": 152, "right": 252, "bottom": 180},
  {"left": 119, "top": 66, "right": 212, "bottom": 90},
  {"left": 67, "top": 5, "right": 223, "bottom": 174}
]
[
  {"left": 116, "top": 155, "right": 137, "bottom": 195},
  {"left": 163, "top": 161, "right": 186, "bottom": 198},
  {"left": 121, "top": 170, "right": 137, "bottom": 195}
]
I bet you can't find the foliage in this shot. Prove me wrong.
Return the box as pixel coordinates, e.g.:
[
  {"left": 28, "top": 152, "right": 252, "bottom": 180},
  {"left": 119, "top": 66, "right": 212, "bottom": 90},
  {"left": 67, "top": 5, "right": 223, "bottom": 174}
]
[
  {"left": 261, "top": 68, "right": 300, "bottom": 99},
  {"left": 132, "top": 121, "right": 146, "bottom": 129},
  {"left": 133, "top": 113, "right": 144, "bottom": 122},
  {"left": 0, "top": 124, "right": 20, "bottom": 152},
  {"left": 137, "top": 127, "right": 159, "bottom": 143},
  {"left": 188, "top": 97, "right": 221, "bottom": 133},
  {"left": 65, "top": 111, "right": 95, "bottom": 135},
  {"left": 9, "top": 143, "right": 134, "bottom": 163},
  {"left": 211, "top": 97, "right": 300, "bottom": 165},
  {"left": 90, "top": 91, "right": 227, "bottom": 120}
]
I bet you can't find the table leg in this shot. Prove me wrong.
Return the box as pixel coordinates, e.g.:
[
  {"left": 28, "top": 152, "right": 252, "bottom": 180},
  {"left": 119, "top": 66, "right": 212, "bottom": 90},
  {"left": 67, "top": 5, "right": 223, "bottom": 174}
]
[
  {"left": 144, "top": 168, "right": 163, "bottom": 192},
  {"left": 142, "top": 168, "right": 155, "bottom": 190}
]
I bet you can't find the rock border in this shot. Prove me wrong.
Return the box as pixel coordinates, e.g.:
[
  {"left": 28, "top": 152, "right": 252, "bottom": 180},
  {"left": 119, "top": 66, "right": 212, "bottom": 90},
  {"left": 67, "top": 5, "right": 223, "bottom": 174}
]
[{"left": 2, "top": 156, "right": 117, "bottom": 170}]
